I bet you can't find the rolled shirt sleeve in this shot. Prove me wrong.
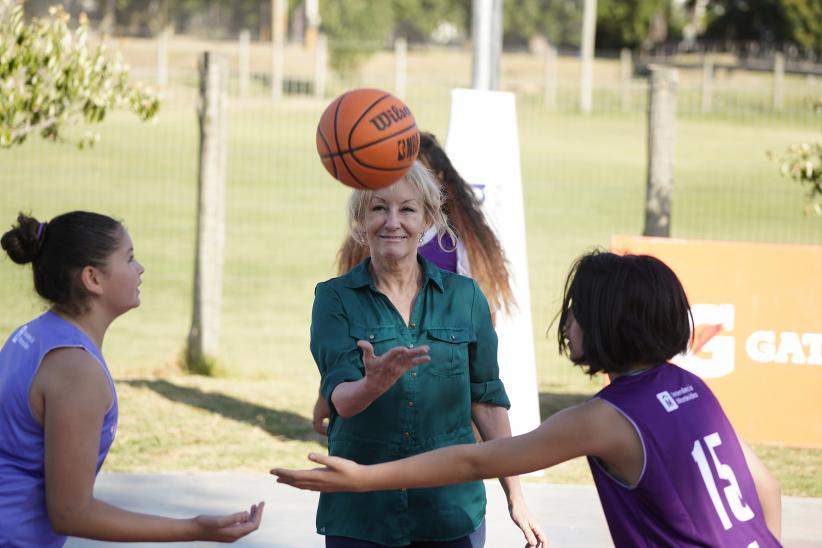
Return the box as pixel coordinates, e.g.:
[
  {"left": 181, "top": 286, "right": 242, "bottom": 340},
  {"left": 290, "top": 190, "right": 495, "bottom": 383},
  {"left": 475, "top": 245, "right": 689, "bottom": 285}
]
[
  {"left": 310, "top": 283, "right": 364, "bottom": 409},
  {"left": 468, "top": 280, "right": 511, "bottom": 409}
]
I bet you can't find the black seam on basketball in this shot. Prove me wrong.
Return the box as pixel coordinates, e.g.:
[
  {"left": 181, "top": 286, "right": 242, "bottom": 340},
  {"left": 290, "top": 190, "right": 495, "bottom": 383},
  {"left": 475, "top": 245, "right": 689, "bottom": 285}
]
[
  {"left": 339, "top": 155, "right": 372, "bottom": 189},
  {"left": 317, "top": 127, "right": 337, "bottom": 178},
  {"left": 332, "top": 92, "right": 346, "bottom": 171},
  {"left": 348, "top": 93, "right": 391, "bottom": 154},
  {"left": 332, "top": 92, "right": 371, "bottom": 188},
  {"left": 319, "top": 122, "right": 418, "bottom": 160}
]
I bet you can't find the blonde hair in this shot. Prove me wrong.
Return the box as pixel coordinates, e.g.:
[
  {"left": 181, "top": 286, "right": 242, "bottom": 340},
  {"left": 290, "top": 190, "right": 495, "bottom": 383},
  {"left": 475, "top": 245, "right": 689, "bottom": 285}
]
[{"left": 346, "top": 161, "right": 455, "bottom": 247}]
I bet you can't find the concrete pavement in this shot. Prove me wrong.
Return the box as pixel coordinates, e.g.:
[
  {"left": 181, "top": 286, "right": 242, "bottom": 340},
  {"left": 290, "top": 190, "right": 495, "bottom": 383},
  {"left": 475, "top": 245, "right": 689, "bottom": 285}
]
[{"left": 66, "top": 474, "right": 822, "bottom": 547}]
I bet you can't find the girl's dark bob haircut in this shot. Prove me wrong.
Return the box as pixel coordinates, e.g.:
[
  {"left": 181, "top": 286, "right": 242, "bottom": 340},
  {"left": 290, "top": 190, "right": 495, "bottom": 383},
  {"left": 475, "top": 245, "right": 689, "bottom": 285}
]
[{"left": 558, "top": 250, "right": 693, "bottom": 375}]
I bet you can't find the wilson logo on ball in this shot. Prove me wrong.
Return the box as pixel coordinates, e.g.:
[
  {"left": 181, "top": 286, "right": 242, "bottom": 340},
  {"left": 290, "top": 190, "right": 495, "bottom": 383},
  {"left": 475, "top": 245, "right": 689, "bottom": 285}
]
[
  {"left": 316, "top": 88, "right": 420, "bottom": 190},
  {"left": 368, "top": 104, "right": 412, "bottom": 132}
]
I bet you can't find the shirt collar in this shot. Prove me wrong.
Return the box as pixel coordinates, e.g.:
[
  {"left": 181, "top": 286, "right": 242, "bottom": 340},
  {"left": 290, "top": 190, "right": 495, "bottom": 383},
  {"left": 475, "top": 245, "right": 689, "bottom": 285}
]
[{"left": 345, "top": 255, "right": 444, "bottom": 292}]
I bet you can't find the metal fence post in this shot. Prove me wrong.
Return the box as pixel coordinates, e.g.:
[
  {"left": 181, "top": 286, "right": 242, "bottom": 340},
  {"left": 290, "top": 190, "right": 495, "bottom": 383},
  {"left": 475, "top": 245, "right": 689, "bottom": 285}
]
[
  {"left": 773, "top": 52, "right": 785, "bottom": 111},
  {"left": 238, "top": 29, "right": 251, "bottom": 98},
  {"left": 395, "top": 37, "right": 407, "bottom": 101},
  {"left": 543, "top": 43, "right": 558, "bottom": 110}
]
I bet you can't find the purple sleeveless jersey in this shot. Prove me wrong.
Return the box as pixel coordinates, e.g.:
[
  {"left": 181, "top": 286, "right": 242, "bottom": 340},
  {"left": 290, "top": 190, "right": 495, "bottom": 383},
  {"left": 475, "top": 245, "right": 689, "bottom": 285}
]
[
  {"left": 589, "top": 364, "right": 780, "bottom": 548},
  {"left": 0, "top": 311, "right": 118, "bottom": 547}
]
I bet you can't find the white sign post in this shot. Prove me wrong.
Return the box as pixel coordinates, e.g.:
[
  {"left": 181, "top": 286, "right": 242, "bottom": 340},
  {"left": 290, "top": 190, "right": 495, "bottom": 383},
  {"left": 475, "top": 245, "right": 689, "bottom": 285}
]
[{"left": 445, "top": 89, "right": 542, "bottom": 440}]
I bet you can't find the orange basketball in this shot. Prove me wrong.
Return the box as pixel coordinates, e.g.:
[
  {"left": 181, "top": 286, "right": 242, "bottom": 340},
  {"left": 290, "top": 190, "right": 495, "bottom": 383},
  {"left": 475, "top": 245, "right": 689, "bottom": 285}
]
[{"left": 316, "top": 88, "right": 420, "bottom": 190}]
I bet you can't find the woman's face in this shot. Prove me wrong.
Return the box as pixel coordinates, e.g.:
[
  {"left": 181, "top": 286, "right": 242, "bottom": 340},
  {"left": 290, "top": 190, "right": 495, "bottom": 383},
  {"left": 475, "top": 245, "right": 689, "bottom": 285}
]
[
  {"left": 565, "top": 309, "right": 585, "bottom": 363},
  {"left": 364, "top": 178, "right": 428, "bottom": 264}
]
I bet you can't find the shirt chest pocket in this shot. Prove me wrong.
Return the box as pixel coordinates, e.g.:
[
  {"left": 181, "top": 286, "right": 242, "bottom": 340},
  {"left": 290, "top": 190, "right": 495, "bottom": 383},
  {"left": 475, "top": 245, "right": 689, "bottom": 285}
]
[
  {"left": 349, "top": 325, "right": 400, "bottom": 371},
  {"left": 426, "top": 327, "right": 470, "bottom": 377}
]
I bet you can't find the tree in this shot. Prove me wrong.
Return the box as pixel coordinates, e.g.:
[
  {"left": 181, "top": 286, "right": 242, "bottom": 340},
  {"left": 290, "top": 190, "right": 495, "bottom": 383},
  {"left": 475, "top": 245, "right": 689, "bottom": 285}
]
[
  {"left": 595, "top": 0, "right": 682, "bottom": 51},
  {"left": 0, "top": 0, "right": 159, "bottom": 148},
  {"left": 501, "top": 0, "right": 582, "bottom": 49},
  {"left": 772, "top": 97, "right": 822, "bottom": 216},
  {"left": 393, "top": 0, "right": 469, "bottom": 41},
  {"left": 702, "top": 0, "right": 822, "bottom": 50},
  {"left": 319, "top": 0, "right": 393, "bottom": 73}
]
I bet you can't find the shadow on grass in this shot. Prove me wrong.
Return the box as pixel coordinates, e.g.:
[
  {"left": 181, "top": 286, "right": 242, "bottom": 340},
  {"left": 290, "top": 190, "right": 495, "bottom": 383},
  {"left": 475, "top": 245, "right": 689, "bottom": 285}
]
[
  {"left": 539, "top": 391, "right": 592, "bottom": 420},
  {"left": 123, "top": 379, "right": 325, "bottom": 444}
]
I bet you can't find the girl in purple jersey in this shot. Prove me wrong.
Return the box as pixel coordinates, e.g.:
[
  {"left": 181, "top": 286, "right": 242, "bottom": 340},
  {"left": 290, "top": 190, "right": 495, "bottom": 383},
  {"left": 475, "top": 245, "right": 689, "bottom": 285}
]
[
  {"left": 274, "top": 251, "right": 782, "bottom": 548},
  {"left": 0, "top": 212, "right": 264, "bottom": 547}
]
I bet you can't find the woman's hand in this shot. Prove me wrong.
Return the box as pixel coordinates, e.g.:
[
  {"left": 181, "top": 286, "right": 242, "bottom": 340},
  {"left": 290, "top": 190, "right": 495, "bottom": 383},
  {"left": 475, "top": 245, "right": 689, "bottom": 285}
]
[
  {"left": 312, "top": 394, "right": 330, "bottom": 435},
  {"left": 508, "top": 496, "right": 547, "bottom": 547},
  {"left": 330, "top": 341, "right": 430, "bottom": 417},
  {"left": 359, "top": 340, "right": 430, "bottom": 395},
  {"left": 271, "top": 453, "right": 365, "bottom": 493},
  {"left": 192, "top": 502, "right": 265, "bottom": 542}
]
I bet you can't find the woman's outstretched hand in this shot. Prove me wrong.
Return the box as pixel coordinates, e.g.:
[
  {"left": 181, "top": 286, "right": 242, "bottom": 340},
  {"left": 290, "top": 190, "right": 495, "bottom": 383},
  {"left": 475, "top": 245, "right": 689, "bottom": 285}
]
[
  {"left": 271, "top": 453, "right": 364, "bottom": 493},
  {"left": 359, "top": 340, "right": 430, "bottom": 395},
  {"left": 193, "top": 501, "right": 265, "bottom": 542}
]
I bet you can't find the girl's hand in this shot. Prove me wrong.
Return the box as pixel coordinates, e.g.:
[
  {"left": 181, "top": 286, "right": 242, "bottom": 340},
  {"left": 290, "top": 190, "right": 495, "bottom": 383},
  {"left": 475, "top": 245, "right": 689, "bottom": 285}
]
[
  {"left": 193, "top": 502, "right": 265, "bottom": 542},
  {"left": 509, "top": 497, "right": 547, "bottom": 547},
  {"left": 271, "top": 453, "right": 364, "bottom": 493}
]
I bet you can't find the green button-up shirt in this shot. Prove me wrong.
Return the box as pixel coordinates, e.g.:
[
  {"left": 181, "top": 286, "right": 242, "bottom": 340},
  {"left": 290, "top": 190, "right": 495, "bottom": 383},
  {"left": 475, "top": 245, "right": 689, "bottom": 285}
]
[{"left": 310, "top": 257, "right": 510, "bottom": 546}]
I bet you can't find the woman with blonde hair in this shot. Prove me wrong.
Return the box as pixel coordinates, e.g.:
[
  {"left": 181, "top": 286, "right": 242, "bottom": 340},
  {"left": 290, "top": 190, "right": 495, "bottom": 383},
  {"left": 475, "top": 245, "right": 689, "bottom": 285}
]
[{"left": 305, "top": 163, "right": 544, "bottom": 547}]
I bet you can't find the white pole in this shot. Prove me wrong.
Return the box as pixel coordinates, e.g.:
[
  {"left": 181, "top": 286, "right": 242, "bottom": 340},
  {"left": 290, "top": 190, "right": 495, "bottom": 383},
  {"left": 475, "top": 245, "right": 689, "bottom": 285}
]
[
  {"left": 472, "top": 0, "right": 492, "bottom": 90},
  {"left": 471, "top": 0, "right": 502, "bottom": 90}
]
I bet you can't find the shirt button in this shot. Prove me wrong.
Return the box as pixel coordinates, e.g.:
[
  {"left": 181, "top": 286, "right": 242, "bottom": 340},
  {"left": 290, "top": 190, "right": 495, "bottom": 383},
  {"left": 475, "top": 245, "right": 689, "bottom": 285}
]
[
  {"left": 403, "top": 432, "right": 410, "bottom": 437},
  {"left": 408, "top": 343, "right": 414, "bottom": 348},
  {"left": 408, "top": 401, "right": 414, "bottom": 407},
  {"left": 368, "top": 334, "right": 375, "bottom": 340},
  {"left": 450, "top": 335, "right": 455, "bottom": 340},
  {"left": 409, "top": 322, "right": 416, "bottom": 328},
  {"left": 411, "top": 372, "right": 416, "bottom": 378}
]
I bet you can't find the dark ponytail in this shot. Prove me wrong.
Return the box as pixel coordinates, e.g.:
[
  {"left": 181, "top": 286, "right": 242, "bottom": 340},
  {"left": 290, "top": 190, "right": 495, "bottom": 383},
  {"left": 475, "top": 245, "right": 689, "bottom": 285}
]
[{"left": 2, "top": 211, "right": 123, "bottom": 315}]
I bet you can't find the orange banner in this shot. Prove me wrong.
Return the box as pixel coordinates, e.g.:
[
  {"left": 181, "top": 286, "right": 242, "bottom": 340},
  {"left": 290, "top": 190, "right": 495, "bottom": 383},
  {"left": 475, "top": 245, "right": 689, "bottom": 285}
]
[{"left": 611, "top": 236, "right": 822, "bottom": 447}]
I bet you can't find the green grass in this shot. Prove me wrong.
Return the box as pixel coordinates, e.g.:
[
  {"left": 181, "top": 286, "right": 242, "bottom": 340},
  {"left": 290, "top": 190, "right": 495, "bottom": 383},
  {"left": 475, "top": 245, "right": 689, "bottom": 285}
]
[{"left": 1, "top": 86, "right": 820, "bottom": 496}]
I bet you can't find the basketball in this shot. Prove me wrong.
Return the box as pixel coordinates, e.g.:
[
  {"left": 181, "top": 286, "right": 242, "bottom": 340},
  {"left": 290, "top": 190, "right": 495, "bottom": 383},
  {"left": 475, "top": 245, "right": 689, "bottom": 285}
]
[{"left": 316, "top": 88, "right": 420, "bottom": 190}]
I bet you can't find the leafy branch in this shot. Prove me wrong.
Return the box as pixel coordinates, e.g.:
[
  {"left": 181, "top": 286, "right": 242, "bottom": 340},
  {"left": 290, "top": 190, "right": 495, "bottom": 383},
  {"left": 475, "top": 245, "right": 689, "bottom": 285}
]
[
  {"left": 0, "top": 0, "right": 160, "bottom": 148},
  {"left": 771, "top": 97, "right": 822, "bottom": 216}
]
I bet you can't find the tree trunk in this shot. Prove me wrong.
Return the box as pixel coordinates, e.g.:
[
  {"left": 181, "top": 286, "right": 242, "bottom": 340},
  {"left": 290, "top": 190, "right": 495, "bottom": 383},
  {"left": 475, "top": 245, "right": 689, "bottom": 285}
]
[
  {"left": 643, "top": 65, "right": 677, "bottom": 238},
  {"left": 187, "top": 52, "right": 228, "bottom": 374}
]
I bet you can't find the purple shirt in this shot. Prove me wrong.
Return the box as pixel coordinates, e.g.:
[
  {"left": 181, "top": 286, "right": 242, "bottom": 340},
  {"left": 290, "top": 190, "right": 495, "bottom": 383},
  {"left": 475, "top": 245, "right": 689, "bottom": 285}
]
[
  {"left": 589, "top": 364, "right": 780, "bottom": 548},
  {"left": 0, "top": 311, "right": 118, "bottom": 547},
  {"left": 418, "top": 232, "right": 458, "bottom": 273}
]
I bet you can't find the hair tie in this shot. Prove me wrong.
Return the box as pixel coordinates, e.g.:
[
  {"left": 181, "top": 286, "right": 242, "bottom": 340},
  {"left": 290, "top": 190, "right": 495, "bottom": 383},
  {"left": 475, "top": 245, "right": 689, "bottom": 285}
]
[{"left": 36, "top": 222, "right": 47, "bottom": 241}]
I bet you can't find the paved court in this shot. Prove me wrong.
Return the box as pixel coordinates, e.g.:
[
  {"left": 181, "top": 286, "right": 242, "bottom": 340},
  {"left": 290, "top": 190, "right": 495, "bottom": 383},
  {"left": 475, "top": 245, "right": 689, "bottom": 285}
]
[{"left": 66, "top": 473, "right": 822, "bottom": 547}]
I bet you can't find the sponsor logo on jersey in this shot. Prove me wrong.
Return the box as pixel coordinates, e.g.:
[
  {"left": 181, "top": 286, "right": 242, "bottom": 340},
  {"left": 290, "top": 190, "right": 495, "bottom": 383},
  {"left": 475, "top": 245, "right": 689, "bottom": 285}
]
[{"left": 657, "top": 385, "right": 699, "bottom": 412}]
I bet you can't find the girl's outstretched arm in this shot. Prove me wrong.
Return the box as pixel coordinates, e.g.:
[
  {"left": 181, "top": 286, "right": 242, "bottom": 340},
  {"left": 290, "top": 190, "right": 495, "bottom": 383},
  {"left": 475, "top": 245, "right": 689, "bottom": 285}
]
[
  {"left": 39, "top": 348, "right": 264, "bottom": 542},
  {"left": 273, "top": 399, "right": 627, "bottom": 492}
]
